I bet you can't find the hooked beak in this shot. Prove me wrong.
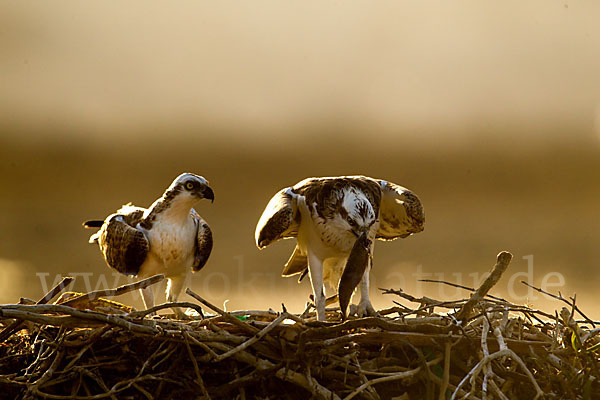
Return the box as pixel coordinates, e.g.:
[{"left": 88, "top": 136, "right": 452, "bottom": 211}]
[
  {"left": 356, "top": 231, "right": 372, "bottom": 250},
  {"left": 351, "top": 226, "right": 370, "bottom": 239},
  {"left": 200, "top": 185, "right": 215, "bottom": 203}
]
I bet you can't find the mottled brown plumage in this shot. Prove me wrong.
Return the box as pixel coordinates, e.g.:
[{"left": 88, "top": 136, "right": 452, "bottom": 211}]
[
  {"left": 92, "top": 205, "right": 148, "bottom": 275},
  {"left": 255, "top": 188, "right": 299, "bottom": 249},
  {"left": 256, "top": 176, "right": 424, "bottom": 254},
  {"left": 293, "top": 177, "right": 382, "bottom": 220},
  {"left": 85, "top": 173, "right": 214, "bottom": 317},
  {"left": 192, "top": 210, "right": 213, "bottom": 272},
  {"left": 376, "top": 180, "right": 425, "bottom": 240},
  {"left": 255, "top": 175, "right": 424, "bottom": 321}
]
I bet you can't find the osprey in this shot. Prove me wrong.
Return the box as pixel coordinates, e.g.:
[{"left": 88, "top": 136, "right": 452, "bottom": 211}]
[
  {"left": 84, "top": 173, "right": 214, "bottom": 318},
  {"left": 255, "top": 176, "right": 424, "bottom": 321}
]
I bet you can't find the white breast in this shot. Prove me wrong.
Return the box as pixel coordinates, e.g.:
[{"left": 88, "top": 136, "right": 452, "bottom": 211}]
[
  {"left": 298, "top": 199, "right": 380, "bottom": 288},
  {"left": 295, "top": 197, "right": 355, "bottom": 258},
  {"left": 138, "top": 216, "right": 196, "bottom": 278}
]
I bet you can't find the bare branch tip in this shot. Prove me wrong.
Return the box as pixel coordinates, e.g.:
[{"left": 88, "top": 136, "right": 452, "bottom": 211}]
[{"left": 497, "top": 251, "right": 512, "bottom": 263}]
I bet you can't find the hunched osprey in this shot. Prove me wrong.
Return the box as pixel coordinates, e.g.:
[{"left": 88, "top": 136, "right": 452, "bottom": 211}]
[
  {"left": 255, "top": 175, "right": 424, "bottom": 321},
  {"left": 84, "top": 173, "right": 214, "bottom": 318}
]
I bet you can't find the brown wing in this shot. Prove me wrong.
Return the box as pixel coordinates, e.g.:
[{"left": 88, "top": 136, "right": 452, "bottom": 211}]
[
  {"left": 255, "top": 187, "right": 300, "bottom": 248},
  {"left": 256, "top": 177, "right": 382, "bottom": 249},
  {"left": 191, "top": 209, "right": 212, "bottom": 272},
  {"left": 376, "top": 180, "right": 425, "bottom": 240},
  {"left": 91, "top": 205, "right": 149, "bottom": 275},
  {"left": 260, "top": 176, "right": 380, "bottom": 277}
]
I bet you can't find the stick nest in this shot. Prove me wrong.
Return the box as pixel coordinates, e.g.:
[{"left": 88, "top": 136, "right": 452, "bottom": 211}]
[{"left": 1, "top": 252, "right": 599, "bottom": 399}]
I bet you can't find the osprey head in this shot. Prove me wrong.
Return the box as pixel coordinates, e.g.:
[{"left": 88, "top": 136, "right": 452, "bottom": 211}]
[
  {"left": 338, "top": 190, "right": 376, "bottom": 238},
  {"left": 170, "top": 173, "right": 215, "bottom": 203}
]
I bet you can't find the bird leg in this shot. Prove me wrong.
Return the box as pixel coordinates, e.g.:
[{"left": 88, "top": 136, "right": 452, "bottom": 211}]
[
  {"left": 140, "top": 286, "right": 155, "bottom": 315},
  {"left": 307, "top": 252, "right": 327, "bottom": 322},
  {"left": 166, "top": 276, "right": 188, "bottom": 319}
]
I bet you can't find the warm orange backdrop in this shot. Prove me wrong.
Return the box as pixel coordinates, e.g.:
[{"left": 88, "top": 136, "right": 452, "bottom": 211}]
[{"left": 1, "top": 1, "right": 599, "bottom": 317}]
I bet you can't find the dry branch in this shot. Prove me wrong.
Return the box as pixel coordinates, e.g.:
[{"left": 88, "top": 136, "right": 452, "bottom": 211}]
[
  {"left": 59, "top": 275, "right": 164, "bottom": 308},
  {"left": 0, "top": 276, "right": 74, "bottom": 343},
  {"left": 521, "top": 280, "right": 596, "bottom": 327},
  {"left": 455, "top": 251, "right": 512, "bottom": 322},
  {"left": 1, "top": 252, "right": 599, "bottom": 399}
]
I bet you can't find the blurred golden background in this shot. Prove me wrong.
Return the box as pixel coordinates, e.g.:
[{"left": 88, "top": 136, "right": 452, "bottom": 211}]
[{"left": 1, "top": 1, "right": 599, "bottom": 316}]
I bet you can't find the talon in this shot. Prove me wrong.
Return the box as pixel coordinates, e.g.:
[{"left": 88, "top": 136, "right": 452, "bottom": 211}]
[
  {"left": 348, "top": 304, "right": 358, "bottom": 317},
  {"left": 357, "top": 301, "right": 378, "bottom": 318}
]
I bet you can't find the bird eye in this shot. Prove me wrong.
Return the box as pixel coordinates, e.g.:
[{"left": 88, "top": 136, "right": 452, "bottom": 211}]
[
  {"left": 346, "top": 216, "right": 356, "bottom": 227},
  {"left": 185, "top": 182, "right": 194, "bottom": 190}
]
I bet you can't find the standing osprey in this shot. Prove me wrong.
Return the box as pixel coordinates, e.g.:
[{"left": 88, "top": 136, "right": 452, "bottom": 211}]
[
  {"left": 255, "top": 176, "right": 424, "bottom": 321},
  {"left": 84, "top": 173, "right": 214, "bottom": 318}
]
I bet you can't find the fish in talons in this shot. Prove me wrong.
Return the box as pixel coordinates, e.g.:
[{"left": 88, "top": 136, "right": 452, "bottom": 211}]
[{"left": 338, "top": 232, "right": 373, "bottom": 321}]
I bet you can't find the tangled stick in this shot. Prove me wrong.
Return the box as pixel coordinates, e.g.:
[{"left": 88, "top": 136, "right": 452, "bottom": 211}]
[
  {"left": 0, "top": 276, "right": 74, "bottom": 343},
  {"left": 59, "top": 275, "right": 164, "bottom": 308},
  {"left": 451, "top": 314, "right": 544, "bottom": 400},
  {"left": 2, "top": 251, "right": 599, "bottom": 399},
  {"left": 455, "top": 252, "right": 512, "bottom": 323},
  {"left": 344, "top": 356, "right": 443, "bottom": 400}
]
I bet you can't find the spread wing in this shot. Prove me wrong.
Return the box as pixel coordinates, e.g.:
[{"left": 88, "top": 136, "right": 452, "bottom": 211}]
[
  {"left": 90, "top": 205, "right": 149, "bottom": 275},
  {"left": 276, "top": 176, "right": 380, "bottom": 278},
  {"left": 258, "top": 176, "right": 379, "bottom": 277},
  {"left": 376, "top": 180, "right": 425, "bottom": 240},
  {"left": 255, "top": 187, "right": 299, "bottom": 249},
  {"left": 191, "top": 209, "right": 212, "bottom": 272}
]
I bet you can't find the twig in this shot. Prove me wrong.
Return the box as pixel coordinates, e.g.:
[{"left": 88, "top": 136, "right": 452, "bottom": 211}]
[
  {"left": 127, "top": 302, "right": 204, "bottom": 319},
  {"left": 0, "top": 305, "right": 158, "bottom": 335},
  {"left": 185, "top": 288, "right": 259, "bottom": 336},
  {"left": 344, "top": 356, "right": 443, "bottom": 400},
  {"left": 213, "top": 312, "right": 288, "bottom": 362},
  {"left": 455, "top": 252, "right": 512, "bottom": 322},
  {"left": 480, "top": 316, "right": 492, "bottom": 400},
  {"left": 380, "top": 288, "right": 443, "bottom": 307},
  {"left": 207, "top": 340, "right": 341, "bottom": 400},
  {"left": 60, "top": 275, "right": 164, "bottom": 308},
  {"left": 521, "top": 280, "right": 596, "bottom": 327},
  {"left": 451, "top": 321, "right": 543, "bottom": 400},
  {"left": 438, "top": 341, "right": 451, "bottom": 400},
  {"left": 183, "top": 332, "right": 211, "bottom": 399},
  {"left": 275, "top": 366, "right": 341, "bottom": 400},
  {"left": 0, "top": 276, "right": 74, "bottom": 343},
  {"left": 132, "top": 383, "right": 153, "bottom": 400},
  {"left": 26, "top": 346, "right": 66, "bottom": 398},
  {"left": 489, "top": 380, "right": 509, "bottom": 400},
  {"left": 418, "top": 279, "right": 508, "bottom": 302},
  {"left": 0, "top": 250, "right": 596, "bottom": 399},
  {"left": 39, "top": 277, "right": 76, "bottom": 304},
  {"left": 350, "top": 354, "right": 380, "bottom": 400}
]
